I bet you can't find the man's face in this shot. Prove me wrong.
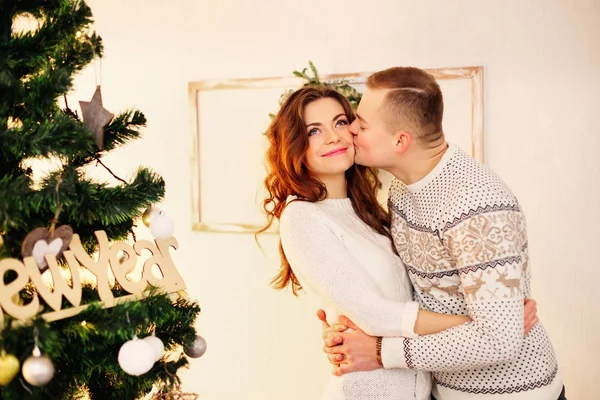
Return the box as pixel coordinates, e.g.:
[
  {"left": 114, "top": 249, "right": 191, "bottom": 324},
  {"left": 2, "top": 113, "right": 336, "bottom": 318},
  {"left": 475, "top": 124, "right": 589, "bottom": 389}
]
[{"left": 349, "top": 88, "right": 397, "bottom": 168}]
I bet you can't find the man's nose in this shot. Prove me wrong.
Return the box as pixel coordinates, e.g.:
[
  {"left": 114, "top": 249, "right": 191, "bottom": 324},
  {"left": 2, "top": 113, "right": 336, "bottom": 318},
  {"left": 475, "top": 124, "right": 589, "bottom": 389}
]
[{"left": 349, "top": 120, "right": 359, "bottom": 136}]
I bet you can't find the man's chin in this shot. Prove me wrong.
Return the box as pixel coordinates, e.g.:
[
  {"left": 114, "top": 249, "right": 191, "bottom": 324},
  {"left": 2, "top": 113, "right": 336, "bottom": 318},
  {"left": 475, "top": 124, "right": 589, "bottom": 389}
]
[{"left": 353, "top": 156, "right": 370, "bottom": 167}]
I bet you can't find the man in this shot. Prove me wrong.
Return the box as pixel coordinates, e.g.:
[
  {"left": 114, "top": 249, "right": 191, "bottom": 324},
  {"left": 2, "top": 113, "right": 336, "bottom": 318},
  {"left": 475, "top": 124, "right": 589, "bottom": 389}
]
[{"left": 320, "top": 67, "right": 565, "bottom": 399}]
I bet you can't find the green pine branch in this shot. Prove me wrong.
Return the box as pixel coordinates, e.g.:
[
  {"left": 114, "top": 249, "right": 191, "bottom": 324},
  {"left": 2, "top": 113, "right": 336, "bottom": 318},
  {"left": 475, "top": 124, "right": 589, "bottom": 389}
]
[
  {"left": 0, "top": 290, "right": 201, "bottom": 400},
  {"left": 1, "top": 0, "right": 102, "bottom": 119},
  {"left": 101, "top": 110, "right": 147, "bottom": 152},
  {"left": 0, "top": 112, "right": 98, "bottom": 163},
  {"left": 0, "top": 166, "right": 165, "bottom": 259}
]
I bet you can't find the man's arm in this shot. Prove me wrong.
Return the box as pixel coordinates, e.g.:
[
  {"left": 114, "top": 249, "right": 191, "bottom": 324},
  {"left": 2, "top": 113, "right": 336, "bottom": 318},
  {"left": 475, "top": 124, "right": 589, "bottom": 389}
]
[
  {"left": 323, "top": 208, "right": 536, "bottom": 373},
  {"left": 322, "top": 298, "right": 538, "bottom": 375},
  {"left": 382, "top": 209, "right": 528, "bottom": 371}
]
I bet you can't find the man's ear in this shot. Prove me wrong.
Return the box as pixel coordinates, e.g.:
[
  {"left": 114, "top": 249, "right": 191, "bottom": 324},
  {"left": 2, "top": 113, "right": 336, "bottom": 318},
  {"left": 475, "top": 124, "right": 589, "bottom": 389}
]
[{"left": 393, "top": 131, "right": 412, "bottom": 154}]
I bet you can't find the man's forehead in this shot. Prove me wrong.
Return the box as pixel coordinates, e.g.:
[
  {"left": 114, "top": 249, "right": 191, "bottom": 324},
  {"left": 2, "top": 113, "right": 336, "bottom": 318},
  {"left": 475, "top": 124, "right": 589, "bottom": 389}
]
[{"left": 358, "top": 88, "right": 387, "bottom": 115}]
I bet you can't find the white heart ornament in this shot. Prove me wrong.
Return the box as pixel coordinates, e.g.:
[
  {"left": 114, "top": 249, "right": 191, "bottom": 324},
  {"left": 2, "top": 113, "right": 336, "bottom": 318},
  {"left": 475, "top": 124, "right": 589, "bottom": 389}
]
[{"left": 32, "top": 238, "right": 63, "bottom": 270}]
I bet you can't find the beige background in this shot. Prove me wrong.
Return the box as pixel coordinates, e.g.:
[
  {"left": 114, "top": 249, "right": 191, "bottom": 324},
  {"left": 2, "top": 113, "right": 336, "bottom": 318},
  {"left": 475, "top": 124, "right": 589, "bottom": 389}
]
[{"left": 57, "top": 0, "right": 600, "bottom": 398}]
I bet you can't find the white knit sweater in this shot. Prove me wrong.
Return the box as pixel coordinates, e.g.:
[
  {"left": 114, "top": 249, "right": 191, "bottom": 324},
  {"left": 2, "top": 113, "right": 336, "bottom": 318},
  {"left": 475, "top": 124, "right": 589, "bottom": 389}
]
[
  {"left": 383, "top": 144, "right": 562, "bottom": 400},
  {"left": 280, "top": 197, "right": 431, "bottom": 400}
]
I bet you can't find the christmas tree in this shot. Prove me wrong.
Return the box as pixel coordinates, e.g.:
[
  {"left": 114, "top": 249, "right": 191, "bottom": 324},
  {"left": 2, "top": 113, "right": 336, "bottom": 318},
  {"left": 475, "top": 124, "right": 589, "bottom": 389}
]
[{"left": 0, "top": 1, "right": 203, "bottom": 399}]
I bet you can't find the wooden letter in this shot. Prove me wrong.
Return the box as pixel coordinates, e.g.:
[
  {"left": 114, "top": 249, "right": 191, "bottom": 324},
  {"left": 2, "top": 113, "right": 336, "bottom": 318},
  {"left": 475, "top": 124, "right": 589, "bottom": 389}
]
[
  {"left": 68, "top": 232, "right": 114, "bottom": 305},
  {"left": 134, "top": 237, "right": 186, "bottom": 294},
  {"left": 154, "top": 237, "right": 187, "bottom": 292},
  {"left": 109, "top": 241, "right": 146, "bottom": 295},
  {"left": 0, "top": 258, "right": 40, "bottom": 321},
  {"left": 24, "top": 252, "right": 82, "bottom": 312}
]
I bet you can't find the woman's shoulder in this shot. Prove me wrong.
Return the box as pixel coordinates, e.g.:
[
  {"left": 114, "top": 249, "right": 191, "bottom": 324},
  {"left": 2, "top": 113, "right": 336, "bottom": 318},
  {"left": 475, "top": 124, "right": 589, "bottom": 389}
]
[{"left": 281, "top": 196, "right": 320, "bottom": 222}]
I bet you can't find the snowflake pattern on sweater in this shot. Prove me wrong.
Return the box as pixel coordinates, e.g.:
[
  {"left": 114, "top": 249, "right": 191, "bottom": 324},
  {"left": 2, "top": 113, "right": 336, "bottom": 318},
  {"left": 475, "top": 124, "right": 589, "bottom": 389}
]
[{"left": 382, "top": 144, "right": 560, "bottom": 398}]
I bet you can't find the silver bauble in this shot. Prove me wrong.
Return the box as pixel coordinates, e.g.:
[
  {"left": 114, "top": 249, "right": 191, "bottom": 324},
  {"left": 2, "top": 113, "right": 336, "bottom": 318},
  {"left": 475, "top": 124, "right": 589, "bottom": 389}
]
[
  {"left": 22, "top": 353, "right": 54, "bottom": 386},
  {"left": 184, "top": 335, "right": 207, "bottom": 358}
]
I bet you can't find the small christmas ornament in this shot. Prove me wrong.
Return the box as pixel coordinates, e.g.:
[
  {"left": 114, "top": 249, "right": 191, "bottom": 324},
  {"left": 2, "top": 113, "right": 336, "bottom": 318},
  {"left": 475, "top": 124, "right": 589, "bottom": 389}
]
[
  {"left": 143, "top": 333, "right": 165, "bottom": 362},
  {"left": 79, "top": 85, "right": 114, "bottom": 150},
  {"left": 150, "top": 212, "right": 175, "bottom": 240},
  {"left": 0, "top": 232, "right": 4, "bottom": 248},
  {"left": 32, "top": 238, "right": 62, "bottom": 268},
  {"left": 118, "top": 336, "right": 155, "bottom": 376},
  {"left": 22, "top": 345, "right": 54, "bottom": 386},
  {"left": 184, "top": 335, "right": 207, "bottom": 359},
  {"left": 7, "top": 116, "right": 23, "bottom": 129},
  {"left": 21, "top": 225, "right": 73, "bottom": 272},
  {"left": 142, "top": 205, "right": 161, "bottom": 228},
  {"left": 152, "top": 385, "right": 199, "bottom": 400},
  {"left": 0, "top": 352, "right": 20, "bottom": 386}
]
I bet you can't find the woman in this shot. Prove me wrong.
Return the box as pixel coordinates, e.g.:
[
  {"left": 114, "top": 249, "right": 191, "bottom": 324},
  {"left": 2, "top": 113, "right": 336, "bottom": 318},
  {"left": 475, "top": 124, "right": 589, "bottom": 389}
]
[{"left": 257, "top": 86, "right": 533, "bottom": 399}]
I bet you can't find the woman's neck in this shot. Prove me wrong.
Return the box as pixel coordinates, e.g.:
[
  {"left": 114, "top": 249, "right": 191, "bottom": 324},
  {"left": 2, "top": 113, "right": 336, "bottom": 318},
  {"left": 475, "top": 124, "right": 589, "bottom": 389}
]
[{"left": 321, "top": 174, "right": 348, "bottom": 199}]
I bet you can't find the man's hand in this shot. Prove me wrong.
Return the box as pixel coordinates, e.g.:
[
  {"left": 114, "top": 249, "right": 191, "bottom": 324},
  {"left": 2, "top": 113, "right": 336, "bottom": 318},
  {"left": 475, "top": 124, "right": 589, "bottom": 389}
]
[
  {"left": 316, "top": 298, "right": 538, "bottom": 376},
  {"left": 524, "top": 298, "right": 538, "bottom": 335},
  {"left": 320, "top": 314, "right": 380, "bottom": 376}
]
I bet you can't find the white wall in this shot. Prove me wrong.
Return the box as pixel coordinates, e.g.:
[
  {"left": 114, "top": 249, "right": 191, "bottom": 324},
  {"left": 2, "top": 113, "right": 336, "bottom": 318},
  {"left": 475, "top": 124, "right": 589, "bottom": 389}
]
[{"left": 71, "top": 0, "right": 600, "bottom": 398}]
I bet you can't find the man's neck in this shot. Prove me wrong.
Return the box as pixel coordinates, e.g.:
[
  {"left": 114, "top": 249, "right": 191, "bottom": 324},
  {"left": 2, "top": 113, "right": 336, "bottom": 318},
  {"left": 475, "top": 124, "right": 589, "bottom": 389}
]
[{"left": 387, "top": 142, "right": 449, "bottom": 185}]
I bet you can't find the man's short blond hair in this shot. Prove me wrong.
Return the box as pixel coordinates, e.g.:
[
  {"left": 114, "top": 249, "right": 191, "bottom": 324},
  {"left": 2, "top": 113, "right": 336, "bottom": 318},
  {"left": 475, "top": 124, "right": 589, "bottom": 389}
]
[{"left": 367, "top": 67, "right": 444, "bottom": 144}]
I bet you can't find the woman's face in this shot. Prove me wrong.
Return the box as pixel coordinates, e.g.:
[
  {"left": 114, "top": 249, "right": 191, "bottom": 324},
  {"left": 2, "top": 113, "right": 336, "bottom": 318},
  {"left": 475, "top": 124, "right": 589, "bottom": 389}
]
[{"left": 303, "top": 97, "right": 355, "bottom": 178}]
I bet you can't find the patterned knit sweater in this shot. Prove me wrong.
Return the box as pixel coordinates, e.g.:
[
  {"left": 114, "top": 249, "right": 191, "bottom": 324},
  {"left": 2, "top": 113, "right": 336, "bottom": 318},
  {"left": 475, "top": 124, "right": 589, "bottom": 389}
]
[
  {"left": 382, "top": 144, "right": 562, "bottom": 400},
  {"left": 280, "top": 198, "right": 431, "bottom": 400}
]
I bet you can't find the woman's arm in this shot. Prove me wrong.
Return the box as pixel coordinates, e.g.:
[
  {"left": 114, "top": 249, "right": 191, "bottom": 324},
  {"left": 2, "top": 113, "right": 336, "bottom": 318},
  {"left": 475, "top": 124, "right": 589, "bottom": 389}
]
[{"left": 280, "top": 201, "right": 469, "bottom": 338}]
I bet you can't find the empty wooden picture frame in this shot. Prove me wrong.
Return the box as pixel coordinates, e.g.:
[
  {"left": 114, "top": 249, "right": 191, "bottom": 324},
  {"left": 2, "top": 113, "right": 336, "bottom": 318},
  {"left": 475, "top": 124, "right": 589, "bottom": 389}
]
[{"left": 189, "top": 66, "right": 483, "bottom": 233}]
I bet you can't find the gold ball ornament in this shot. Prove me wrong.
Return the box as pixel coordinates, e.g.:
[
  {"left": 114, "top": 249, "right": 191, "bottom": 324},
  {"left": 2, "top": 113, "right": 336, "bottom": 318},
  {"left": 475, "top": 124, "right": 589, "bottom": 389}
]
[
  {"left": 0, "top": 353, "right": 20, "bottom": 386},
  {"left": 0, "top": 232, "right": 3, "bottom": 248},
  {"left": 142, "top": 206, "right": 160, "bottom": 228}
]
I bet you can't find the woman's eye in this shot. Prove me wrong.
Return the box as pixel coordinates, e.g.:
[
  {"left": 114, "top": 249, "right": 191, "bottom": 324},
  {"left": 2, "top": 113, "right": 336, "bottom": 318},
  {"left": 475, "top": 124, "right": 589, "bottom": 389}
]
[
  {"left": 308, "top": 128, "right": 319, "bottom": 136},
  {"left": 336, "top": 119, "right": 348, "bottom": 127}
]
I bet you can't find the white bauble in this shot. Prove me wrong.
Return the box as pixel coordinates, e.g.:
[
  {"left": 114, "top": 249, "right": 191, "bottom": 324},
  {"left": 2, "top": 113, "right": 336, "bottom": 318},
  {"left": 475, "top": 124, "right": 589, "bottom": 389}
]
[
  {"left": 118, "top": 337, "right": 155, "bottom": 376},
  {"left": 22, "top": 354, "right": 54, "bottom": 386},
  {"left": 143, "top": 335, "right": 165, "bottom": 362},
  {"left": 149, "top": 214, "right": 175, "bottom": 240}
]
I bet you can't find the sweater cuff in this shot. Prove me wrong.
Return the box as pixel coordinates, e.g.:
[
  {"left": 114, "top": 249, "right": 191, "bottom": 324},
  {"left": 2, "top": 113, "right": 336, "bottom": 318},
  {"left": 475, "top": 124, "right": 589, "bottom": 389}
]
[
  {"left": 400, "top": 301, "right": 420, "bottom": 338},
  {"left": 381, "top": 337, "right": 409, "bottom": 369}
]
